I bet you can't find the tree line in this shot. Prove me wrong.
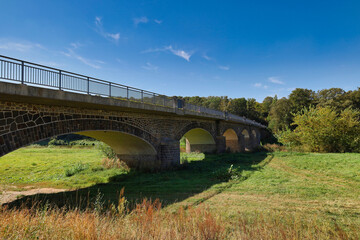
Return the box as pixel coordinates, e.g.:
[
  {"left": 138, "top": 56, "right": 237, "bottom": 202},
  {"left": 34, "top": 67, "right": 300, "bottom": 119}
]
[{"left": 181, "top": 87, "right": 360, "bottom": 152}]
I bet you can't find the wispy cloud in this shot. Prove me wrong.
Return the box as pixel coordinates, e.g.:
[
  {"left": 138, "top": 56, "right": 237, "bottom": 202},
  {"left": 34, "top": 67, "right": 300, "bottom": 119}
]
[
  {"left": 202, "top": 53, "right": 213, "bottom": 61},
  {"left": 133, "top": 16, "right": 149, "bottom": 26},
  {"left": 0, "top": 40, "right": 44, "bottom": 52},
  {"left": 154, "top": 19, "right": 162, "bottom": 24},
  {"left": 143, "top": 45, "right": 193, "bottom": 62},
  {"left": 218, "top": 65, "right": 230, "bottom": 70},
  {"left": 62, "top": 43, "right": 104, "bottom": 69},
  {"left": 142, "top": 62, "right": 159, "bottom": 71},
  {"left": 268, "top": 76, "right": 284, "bottom": 85},
  {"left": 95, "top": 17, "right": 120, "bottom": 42},
  {"left": 254, "top": 83, "right": 268, "bottom": 89}
]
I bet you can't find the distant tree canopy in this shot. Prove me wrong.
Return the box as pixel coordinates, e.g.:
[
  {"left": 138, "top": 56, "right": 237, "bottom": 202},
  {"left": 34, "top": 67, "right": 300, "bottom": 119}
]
[{"left": 182, "top": 87, "right": 360, "bottom": 135}]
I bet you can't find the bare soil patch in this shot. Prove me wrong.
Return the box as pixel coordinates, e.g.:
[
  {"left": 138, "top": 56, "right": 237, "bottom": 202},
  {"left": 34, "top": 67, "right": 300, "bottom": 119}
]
[{"left": 0, "top": 188, "right": 66, "bottom": 205}]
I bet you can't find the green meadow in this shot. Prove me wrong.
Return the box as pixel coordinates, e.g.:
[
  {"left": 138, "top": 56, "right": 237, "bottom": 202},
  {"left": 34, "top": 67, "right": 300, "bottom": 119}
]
[{"left": 0, "top": 146, "right": 359, "bottom": 238}]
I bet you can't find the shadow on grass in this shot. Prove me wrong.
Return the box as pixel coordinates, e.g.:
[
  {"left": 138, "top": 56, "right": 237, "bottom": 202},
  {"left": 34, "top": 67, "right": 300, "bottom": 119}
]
[{"left": 4, "top": 152, "right": 272, "bottom": 210}]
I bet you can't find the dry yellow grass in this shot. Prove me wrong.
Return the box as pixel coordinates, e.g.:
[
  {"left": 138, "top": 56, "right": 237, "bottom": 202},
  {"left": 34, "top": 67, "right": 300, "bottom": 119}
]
[{"left": 0, "top": 199, "right": 357, "bottom": 240}]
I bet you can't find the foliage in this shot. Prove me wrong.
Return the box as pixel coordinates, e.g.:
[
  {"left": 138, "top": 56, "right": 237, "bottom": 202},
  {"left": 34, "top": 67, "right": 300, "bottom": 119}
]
[
  {"left": 267, "top": 97, "right": 292, "bottom": 132},
  {"left": 64, "top": 162, "right": 89, "bottom": 177},
  {"left": 278, "top": 106, "right": 360, "bottom": 152},
  {"left": 98, "top": 142, "right": 117, "bottom": 159},
  {"left": 102, "top": 157, "right": 130, "bottom": 171}
]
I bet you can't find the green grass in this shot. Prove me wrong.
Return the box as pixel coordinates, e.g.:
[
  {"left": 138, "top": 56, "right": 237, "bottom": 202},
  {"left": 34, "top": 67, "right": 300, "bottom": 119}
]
[
  {"left": 1, "top": 147, "right": 359, "bottom": 232},
  {"left": 0, "top": 146, "right": 128, "bottom": 190}
]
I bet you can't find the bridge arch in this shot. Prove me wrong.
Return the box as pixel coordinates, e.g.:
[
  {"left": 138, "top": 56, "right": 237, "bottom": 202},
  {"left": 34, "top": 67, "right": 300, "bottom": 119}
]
[
  {"left": 223, "top": 128, "right": 239, "bottom": 152},
  {"left": 0, "top": 119, "right": 160, "bottom": 168},
  {"left": 251, "top": 129, "right": 261, "bottom": 147},
  {"left": 241, "top": 128, "right": 251, "bottom": 150},
  {"left": 176, "top": 122, "right": 216, "bottom": 153}
]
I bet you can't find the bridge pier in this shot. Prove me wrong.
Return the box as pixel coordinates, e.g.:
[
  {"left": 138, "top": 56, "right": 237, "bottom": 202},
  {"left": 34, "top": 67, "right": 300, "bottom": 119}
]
[
  {"left": 216, "top": 136, "right": 226, "bottom": 153},
  {"left": 160, "top": 138, "right": 180, "bottom": 169}
]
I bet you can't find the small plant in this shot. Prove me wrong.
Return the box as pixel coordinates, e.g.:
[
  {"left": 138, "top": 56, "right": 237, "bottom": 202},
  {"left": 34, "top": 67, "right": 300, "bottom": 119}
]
[
  {"left": 48, "top": 138, "right": 68, "bottom": 146},
  {"left": 212, "top": 164, "right": 243, "bottom": 181},
  {"left": 102, "top": 157, "right": 129, "bottom": 170},
  {"left": 180, "top": 155, "right": 189, "bottom": 164},
  {"left": 64, "top": 162, "right": 89, "bottom": 177},
  {"left": 94, "top": 190, "right": 105, "bottom": 213}
]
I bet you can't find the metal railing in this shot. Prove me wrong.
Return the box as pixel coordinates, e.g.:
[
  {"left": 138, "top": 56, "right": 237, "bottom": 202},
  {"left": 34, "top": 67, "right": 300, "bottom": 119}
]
[
  {"left": 0, "top": 55, "right": 173, "bottom": 108},
  {"left": 0, "top": 55, "right": 266, "bottom": 128}
]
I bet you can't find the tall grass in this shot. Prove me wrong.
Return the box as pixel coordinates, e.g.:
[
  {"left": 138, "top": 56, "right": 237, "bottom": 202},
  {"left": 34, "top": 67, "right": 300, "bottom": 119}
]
[{"left": 0, "top": 199, "right": 357, "bottom": 239}]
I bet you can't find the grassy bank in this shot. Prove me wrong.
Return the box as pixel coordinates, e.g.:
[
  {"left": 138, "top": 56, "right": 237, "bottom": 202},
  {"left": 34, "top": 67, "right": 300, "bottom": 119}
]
[{"left": 0, "top": 146, "right": 359, "bottom": 239}]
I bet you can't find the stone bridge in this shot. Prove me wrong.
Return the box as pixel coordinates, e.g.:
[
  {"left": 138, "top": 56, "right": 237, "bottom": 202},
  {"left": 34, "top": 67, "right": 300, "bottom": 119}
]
[{"left": 0, "top": 56, "right": 266, "bottom": 170}]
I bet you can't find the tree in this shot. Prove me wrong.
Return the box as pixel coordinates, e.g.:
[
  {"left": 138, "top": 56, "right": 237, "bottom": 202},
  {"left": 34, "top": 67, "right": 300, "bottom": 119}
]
[
  {"left": 288, "top": 88, "right": 316, "bottom": 114},
  {"left": 267, "top": 97, "right": 292, "bottom": 133},
  {"left": 278, "top": 106, "right": 360, "bottom": 152},
  {"left": 260, "top": 96, "right": 273, "bottom": 119},
  {"left": 316, "top": 88, "right": 346, "bottom": 110},
  {"left": 226, "top": 98, "right": 247, "bottom": 116}
]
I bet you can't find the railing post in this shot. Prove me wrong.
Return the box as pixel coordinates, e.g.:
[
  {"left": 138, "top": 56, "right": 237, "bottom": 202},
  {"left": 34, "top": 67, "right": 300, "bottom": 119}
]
[
  {"left": 59, "top": 70, "right": 62, "bottom": 90},
  {"left": 21, "top": 61, "right": 24, "bottom": 84},
  {"left": 109, "top": 82, "right": 111, "bottom": 97},
  {"left": 153, "top": 93, "right": 155, "bottom": 104},
  {"left": 126, "top": 87, "right": 129, "bottom": 100},
  {"left": 173, "top": 97, "right": 177, "bottom": 109},
  {"left": 141, "top": 90, "right": 144, "bottom": 102},
  {"left": 87, "top": 77, "right": 90, "bottom": 94}
]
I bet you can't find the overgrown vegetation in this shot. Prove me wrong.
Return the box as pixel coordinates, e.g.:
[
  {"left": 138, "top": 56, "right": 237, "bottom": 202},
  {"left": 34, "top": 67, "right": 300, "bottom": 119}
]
[
  {"left": 1, "top": 199, "right": 357, "bottom": 239},
  {"left": 278, "top": 106, "right": 360, "bottom": 152}
]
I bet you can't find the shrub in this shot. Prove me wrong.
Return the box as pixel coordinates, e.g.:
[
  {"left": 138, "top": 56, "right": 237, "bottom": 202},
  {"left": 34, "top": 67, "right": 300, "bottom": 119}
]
[
  {"left": 48, "top": 138, "right": 68, "bottom": 146},
  {"left": 212, "top": 164, "right": 244, "bottom": 181},
  {"left": 64, "top": 162, "right": 89, "bottom": 177},
  {"left": 97, "top": 142, "right": 117, "bottom": 159},
  {"left": 262, "top": 143, "right": 287, "bottom": 152},
  {"left": 278, "top": 106, "right": 360, "bottom": 152},
  {"left": 102, "top": 158, "right": 130, "bottom": 171}
]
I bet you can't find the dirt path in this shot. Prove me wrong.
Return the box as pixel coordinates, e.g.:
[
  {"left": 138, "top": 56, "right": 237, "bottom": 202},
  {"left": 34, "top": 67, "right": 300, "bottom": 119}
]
[{"left": 0, "top": 188, "right": 67, "bottom": 205}]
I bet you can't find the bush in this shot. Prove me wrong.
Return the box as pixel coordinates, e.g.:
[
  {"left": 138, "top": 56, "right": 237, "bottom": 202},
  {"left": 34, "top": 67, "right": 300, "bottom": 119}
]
[
  {"left": 64, "top": 162, "right": 89, "bottom": 177},
  {"left": 98, "top": 143, "right": 117, "bottom": 159},
  {"left": 102, "top": 158, "right": 129, "bottom": 170},
  {"left": 48, "top": 138, "right": 68, "bottom": 146},
  {"left": 278, "top": 106, "right": 360, "bottom": 152},
  {"left": 262, "top": 144, "right": 287, "bottom": 152},
  {"left": 212, "top": 164, "right": 245, "bottom": 181}
]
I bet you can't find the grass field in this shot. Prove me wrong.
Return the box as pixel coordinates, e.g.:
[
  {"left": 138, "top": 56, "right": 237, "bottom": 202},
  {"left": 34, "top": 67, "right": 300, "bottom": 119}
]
[{"left": 0, "top": 146, "right": 359, "bottom": 239}]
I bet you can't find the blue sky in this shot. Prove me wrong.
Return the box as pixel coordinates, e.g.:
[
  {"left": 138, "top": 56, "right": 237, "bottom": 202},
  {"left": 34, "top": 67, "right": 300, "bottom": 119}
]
[{"left": 1, "top": 0, "right": 360, "bottom": 101}]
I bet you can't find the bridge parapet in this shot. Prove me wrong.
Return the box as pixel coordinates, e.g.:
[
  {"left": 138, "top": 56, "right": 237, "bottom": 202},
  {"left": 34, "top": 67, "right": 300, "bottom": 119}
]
[{"left": 0, "top": 55, "right": 266, "bottom": 129}]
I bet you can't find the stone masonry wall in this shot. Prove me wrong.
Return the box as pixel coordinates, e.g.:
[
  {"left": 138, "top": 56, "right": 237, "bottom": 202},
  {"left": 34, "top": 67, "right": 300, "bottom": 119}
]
[{"left": 0, "top": 100, "right": 262, "bottom": 169}]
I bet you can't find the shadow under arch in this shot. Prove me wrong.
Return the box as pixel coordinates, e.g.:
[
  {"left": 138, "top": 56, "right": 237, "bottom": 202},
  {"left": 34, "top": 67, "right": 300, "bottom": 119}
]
[
  {"left": 182, "top": 128, "right": 216, "bottom": 153},
  {"left": 78, "top": 130, "right": 158, "bottom": 169},
  {"left": 0, "top": 119, "right": 160, "bottom": 168},
  {"left": 251, "top": 129, "right": 261, "bottom": 146},
  {"left": 241, "top": 128, "right": 251, "bottom": 150},
  {"left": 223, "top": 128, "right": 239, "bottom": 152}
]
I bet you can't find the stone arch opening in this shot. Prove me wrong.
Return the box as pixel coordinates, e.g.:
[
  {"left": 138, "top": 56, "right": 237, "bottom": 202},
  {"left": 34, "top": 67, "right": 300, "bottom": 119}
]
[
  {"left": 78, "top": 131, "right": 158, "bottom": 169},
  {"left": 241, "top": 129, "right": 251, "bottom": 150},
  {"left": 0, "top": 119, "right": 163, "bottom": 169},
  {"left": 182, "top": 128, "right": 216, "bottom": 153},
  {"left": 251, "top": 129, "right": 260, "bottom": 147},
  {"left": 223, "top": 128, "right": 239, "bottom": 152}
]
